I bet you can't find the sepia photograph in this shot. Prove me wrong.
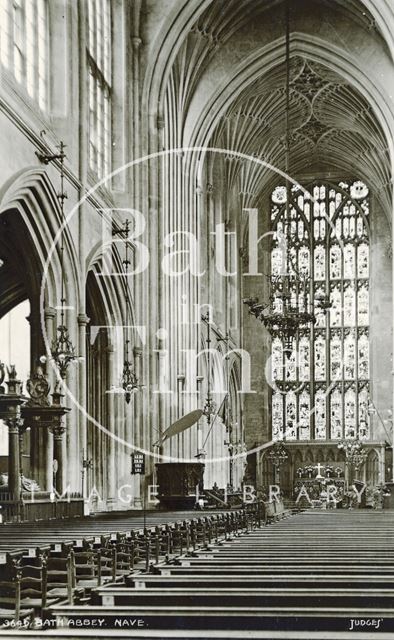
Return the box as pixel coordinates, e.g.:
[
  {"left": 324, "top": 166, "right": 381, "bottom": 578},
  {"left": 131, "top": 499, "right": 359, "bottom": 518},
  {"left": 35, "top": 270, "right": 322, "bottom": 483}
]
[{"left": 0, "top": 0, "right": 393, "bottom": 638}]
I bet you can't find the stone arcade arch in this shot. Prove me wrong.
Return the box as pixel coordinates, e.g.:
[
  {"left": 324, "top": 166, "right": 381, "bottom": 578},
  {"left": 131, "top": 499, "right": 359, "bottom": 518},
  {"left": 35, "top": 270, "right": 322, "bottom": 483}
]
[
  {"left": 84, "top": 238, "right": 144, "bottom": 510},
  {"left": 0, "top": 169, "right": 82, "bottom": 492}
]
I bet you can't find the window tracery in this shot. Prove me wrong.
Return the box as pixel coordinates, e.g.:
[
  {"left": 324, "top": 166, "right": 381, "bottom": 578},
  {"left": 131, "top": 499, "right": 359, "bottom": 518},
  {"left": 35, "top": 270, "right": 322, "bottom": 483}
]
[
  {"left": 87, "top": 0, "right": 112, "bottom": 179},
  {"left": 0, "top": 0, "right": 48, "bottom": 109},
  {"left": 271, "top": 180, "right": 370, "bottom": 441}
]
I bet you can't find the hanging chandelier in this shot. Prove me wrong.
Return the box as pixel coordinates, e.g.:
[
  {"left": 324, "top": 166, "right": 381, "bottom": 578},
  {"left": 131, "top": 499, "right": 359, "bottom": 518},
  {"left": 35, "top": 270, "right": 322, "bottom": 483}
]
[
  {"left": 115, "top": 220, "right": 142, "bottom": 403},
  {"left": 50, "top": 324, "right": 77, "bottom": 379},
  {"left": 121, "top": 360, "right": 139, "bottom": 404},
  {"left": 38, "top": 141, "right": 77, "bottom": 379},
  {"left": 203, "top": 394, "right": 216, "bottom": 420},
  {"left": 243, "top": 1, "right": 330, "bottom": 354}
]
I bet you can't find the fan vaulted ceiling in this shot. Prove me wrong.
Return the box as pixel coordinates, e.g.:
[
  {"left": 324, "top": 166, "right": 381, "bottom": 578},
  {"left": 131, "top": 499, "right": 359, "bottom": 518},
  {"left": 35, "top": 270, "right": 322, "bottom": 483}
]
[
  {"left": 212, "top": 56, "right": 390, "bottom": 209},
  {"left": 167, "top": 0, "right": 391, "bottom": 213}
]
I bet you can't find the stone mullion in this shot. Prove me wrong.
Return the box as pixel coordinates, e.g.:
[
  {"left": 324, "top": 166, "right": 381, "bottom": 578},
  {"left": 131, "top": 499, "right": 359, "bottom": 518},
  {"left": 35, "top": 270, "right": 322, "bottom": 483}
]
[
  {"left": 340, "top": 208, "right": 346, "bottom": 437},
  {"left": 324, "top": 188, "right": 330, "bottom": 442},
  {"left": 309, "top": 200, "right": 316, "bottom": 441},
  {"left": 294, "top": 202, "right": 300, "bottom": 441},
  {"left": 331, "top": 201, "right": 341, "bottom": 435},
  {"left": 354, "top": 211, "right": 360, "bottom": 435},
  {"left": 32, "top": 0, "right": 39, "bottom": 102}
]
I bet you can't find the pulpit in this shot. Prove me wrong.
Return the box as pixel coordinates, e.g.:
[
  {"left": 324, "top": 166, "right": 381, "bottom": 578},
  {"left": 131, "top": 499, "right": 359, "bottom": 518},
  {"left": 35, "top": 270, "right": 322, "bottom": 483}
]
[{"left": 156, "top": 462, "right": 204, "bottom": 509}]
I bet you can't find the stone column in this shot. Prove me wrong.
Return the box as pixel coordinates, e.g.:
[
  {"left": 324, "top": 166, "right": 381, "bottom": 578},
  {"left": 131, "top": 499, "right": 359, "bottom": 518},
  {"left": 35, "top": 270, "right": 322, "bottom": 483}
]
[
  {"left": 18, "top": 425, "right": 27, "bottom": 479},
  {"left": 106, "top": 343, "right": 116, "bottom": 508},
  {"left": 43, "top": 307, "right": 56, "bottom": 491},
  {"left": 7, "top": 418, "right": 21, "bottom": 500},
  {"left": 49, "top": 385, "right": 70, "bottom": 496},
  {"left": 78, "top": 314, "right": 89, "bottom": 483}
]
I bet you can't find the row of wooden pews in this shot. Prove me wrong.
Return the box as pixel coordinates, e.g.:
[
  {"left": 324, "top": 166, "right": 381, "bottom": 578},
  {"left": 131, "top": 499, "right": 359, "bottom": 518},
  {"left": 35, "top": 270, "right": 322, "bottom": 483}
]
[
  {"left": 0, "top": 503, "right": 264, "bottom": 628},
  {"left": 47, "top": 508, "right": 394, "bottom": 637}
]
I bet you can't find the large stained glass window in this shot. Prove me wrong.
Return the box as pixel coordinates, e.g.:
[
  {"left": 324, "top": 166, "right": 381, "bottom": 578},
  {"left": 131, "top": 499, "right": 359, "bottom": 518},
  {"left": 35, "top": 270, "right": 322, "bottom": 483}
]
[{"left": 271, "top": 180, "right": 370, "bottom": 442}]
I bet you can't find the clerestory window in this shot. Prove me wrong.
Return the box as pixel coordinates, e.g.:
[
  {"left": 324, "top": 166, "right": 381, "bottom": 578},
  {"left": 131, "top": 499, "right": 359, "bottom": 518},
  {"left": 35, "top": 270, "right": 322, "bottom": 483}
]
[
  {"left": 87, "top": 0, "right": 111, "bottom": 179},
  {"left": 0, "top": 0, "right": 48, "bottom": 110}
]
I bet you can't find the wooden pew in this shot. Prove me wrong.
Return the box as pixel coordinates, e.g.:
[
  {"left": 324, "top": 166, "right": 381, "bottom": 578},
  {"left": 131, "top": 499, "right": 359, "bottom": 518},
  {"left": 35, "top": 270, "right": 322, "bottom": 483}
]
[
  {"left": 0, "top": 505, "right": 265, "bottom": 624},
  {"left": 45, "top": 509, "right": 394, "bottom": 634},
  {"left": 0, "top": 558, "right": 35, "bottom": 624}
]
